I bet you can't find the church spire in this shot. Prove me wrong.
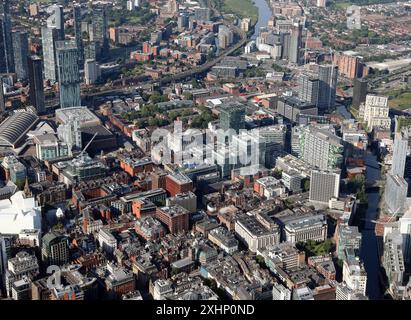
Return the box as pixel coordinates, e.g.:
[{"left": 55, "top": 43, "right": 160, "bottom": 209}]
[{"left": 23, "top": 177, "right": 32, "bottom": 198}]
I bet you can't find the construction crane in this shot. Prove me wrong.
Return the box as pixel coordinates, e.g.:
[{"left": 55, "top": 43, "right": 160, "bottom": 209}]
[
  {"left": 78, "top": 132, "right": 98, "bottom": 158},
  {"left": 362, "top": 207, "right": 402, "bottom": 225}
]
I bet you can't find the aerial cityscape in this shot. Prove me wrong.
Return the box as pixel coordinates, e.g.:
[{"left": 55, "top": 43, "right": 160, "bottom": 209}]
[{"left": 0, "top": 0, "right": 411, "bottom": 303}]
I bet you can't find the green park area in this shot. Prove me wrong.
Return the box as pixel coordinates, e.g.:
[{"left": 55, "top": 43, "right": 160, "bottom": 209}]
[
  {"left": 223, "top": 0, "right": 258, "bottom": 23},
  {"left": 334, "top": 1, "right": 352, "bottom": 10},
  {"left": 296, "top": 239, "right": 335, "bottom": 257},
  {"left": 211, "top": 0, "right": 258, "bottom": 24},
  {"left": 388, "top": 90, "right": 411, "bottom": 111}
]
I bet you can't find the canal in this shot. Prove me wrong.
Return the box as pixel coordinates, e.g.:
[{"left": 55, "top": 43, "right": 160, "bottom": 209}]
[
  {"left": 252, "top": 0, "right": 272, "bottom": 39},
  {"left": 361, "top": 151, "right": 382, "bottom": 299}
]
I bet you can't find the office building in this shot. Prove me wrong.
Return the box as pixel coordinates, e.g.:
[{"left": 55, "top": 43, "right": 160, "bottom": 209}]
[
  {"left": 272, "top": 282, "right": 292, "bottom": 300},
  {"left": 318, "top": 64, "right": 338, "bottom": 111},
  {"left": 56, "top": 41, "right": 81, "bottom": 108},
  {"left": 283, "top": 214, "right": 328, "bottom": 243},
  {"left": 383, "top": 231, "right": 405, "bottom": 288},
  {"left": 91, "top": 7, "right": 109, "bottom": 58},
  {"left": 11, "top": 276, "right": 31, "bottom": 300},
  {"left": 293, "top": 287, "right": 314, "bottom": 300},
  {"left": 219, "top": 102, "right": 246, "bottom": 134},
  {"left": 281, "top": 170, "right": 303, "bottom": 193},
  {"left": 391, "top": 130, "right": 408, "bottom": 177},
  {"left": 336, "top": 283, "right": 368, "bottom": 300},
  {"left": 1, "top": 155, "right": 26, "bottom": 183},
  {"left": 28, "top": 55, "right": 45, "bottom": 114},
  {"left": 289, "top": 24, "right": 301, "bottom": 64},
  {"left": 276, "top": 96, "right": 318, "bottom": 123},
  {"left": 208, "top": 226, "right": 239, "bottom": 254},
  {"left": 384, "top": 174, "right": 408, "bottom": 214},
  {"left": 73, "top": 4, "right": 84, "bottom": 68},
  {"left": 166, "top": 192, "right": 197, "bottom": 213},
  {"left": 234, "top": 213, "right": 280, "bottom": 253},
  {"left": 84, "top": 59, "right": 99, "bottom": 85},
  {"left": 34, "top": 133, "right": 69, "bottom": 161},
  {"left": 155, "top": 205, "right": 190, "bottom": 234},
  {"left": 309, "top": 169, "right": 340, "bottom": 204},
  {"left": 253, "top": 125, "right": 287, "bottom": 168},
  {"left": 98, "top": 229, "right": 117, "bottom": 255},
  {"left": 41, "top": 232, "right": 70, "bottom": 266},
  {"left": 352, "top": 78, "right": 368, "bottom": 108},
  {"left": 165, "top": 173, "right": 193, "bottom": 197},
  {"left": 298, "top": 73, "right": 319, "bottom": 106},
  {"left": 12, "top": 31, "right": 29, "bottom": 80},
  {"left": 5, "top": 251, "right": 39, "bottom": 298},
  {"left": 342, "top": 250, "right": 367, "bottom": 295},
  {"left": 336, "top": 225, "right": 361, "bottom": 260},
  {"left": 0, "top": 0, "right": 14, "bottom": 73},
  {"left": 299, "top": 125, "right": 344, "bottom": 170},
  {"left": 399, "top": 208, "right": 411, "bottom": 264},
  {"left": 262, "top": 243, "right": 304, "bottom": 272},
  {"left": 41, "top": 27, "right": 59, "bottom": 82}
]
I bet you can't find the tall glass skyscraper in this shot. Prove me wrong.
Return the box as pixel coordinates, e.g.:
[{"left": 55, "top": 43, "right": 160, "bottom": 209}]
[
  {"left": 391, "top": 130, "right": 408, "bottom": 178},
  {"left": 56, "top": 41, "right": 81, "bottom": 108},
  {"left": 0, "top": 0, "right": 14, "bottom": 74},
  {"left": 46, "top": 4, "right": 64, "bottom": 41},
  {"left": 12, "top": 31, "right": 29, "bottom": 80},
  {"left": 318, "top": 64, "right": 338, "bottom": 112},
  {"left": 42, "top": 26, "right": 59, "bottom": 82},
  {"left": 28, "top": 55, "right": 45, "bottom": 114}
]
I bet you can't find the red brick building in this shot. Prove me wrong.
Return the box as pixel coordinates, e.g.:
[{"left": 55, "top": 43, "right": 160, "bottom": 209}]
[
  {"left": 165, "top": 172, "right": 193, "bottom": 196},
  {"left": 155, "top": 205, "right": 190, "bottom": 234}
]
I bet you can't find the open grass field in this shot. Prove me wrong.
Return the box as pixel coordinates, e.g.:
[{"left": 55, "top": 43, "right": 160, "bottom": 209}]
[
  {"left": 334, "top": 1, "right": 352, "bottom": 10},
  {"left": 388, "top": 91, "right": 411, "bottom": 110},
  {"left": 222, "top": 0, "right": 258, "bottom": 24}
]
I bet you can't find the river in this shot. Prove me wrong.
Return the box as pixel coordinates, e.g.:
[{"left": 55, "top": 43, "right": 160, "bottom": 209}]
[
  {"left": 361, "top": 151, "right": 382, "bottom": 299},
  {"left": 252, "top": 0, "right": 272, "bottom": 40}
]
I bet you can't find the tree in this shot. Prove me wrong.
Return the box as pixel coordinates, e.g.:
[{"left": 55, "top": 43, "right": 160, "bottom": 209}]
[
  {"left": 273, "top": 168, "right": 282, "bottom": 179},
  {"left": 303, "top": 178, "right": 310, "bottom": 192},
  {"left": 171, "top": 267, "right": 179, "bottom": 275}
]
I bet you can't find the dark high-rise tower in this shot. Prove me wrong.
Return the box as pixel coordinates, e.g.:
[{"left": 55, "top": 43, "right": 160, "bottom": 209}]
[
  {"left": 28, "top": 55, "right": 45, "bottom": 114},
  {"left": 73, "top": 4, "right": 84, "bottom": 68},
  {"left": 298, "top": 73, "right": 319, "bottom": 106},
  {"left": 289, "top": 23, "right": 302, "bottom": 65},
  {"left": 12, "top": 31, "right": 29, "bottom": 80},
  {"left": 91, "top": 7, "right": 108, "bottom": 59},
  {"left": 352, "top": 78, "right": 368, "bottom": 108},
  {"left": 318, "top": 64, "right": 338, "bottom": 112},
  {"left": 0, "top": 0, "right": 14, "bottom": 74},
  {"left": 219, "top": 102, "right": 246, "bottom": 134},
  {"left": 0, "top": 77, "right": 5, "bottom": 114}
]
